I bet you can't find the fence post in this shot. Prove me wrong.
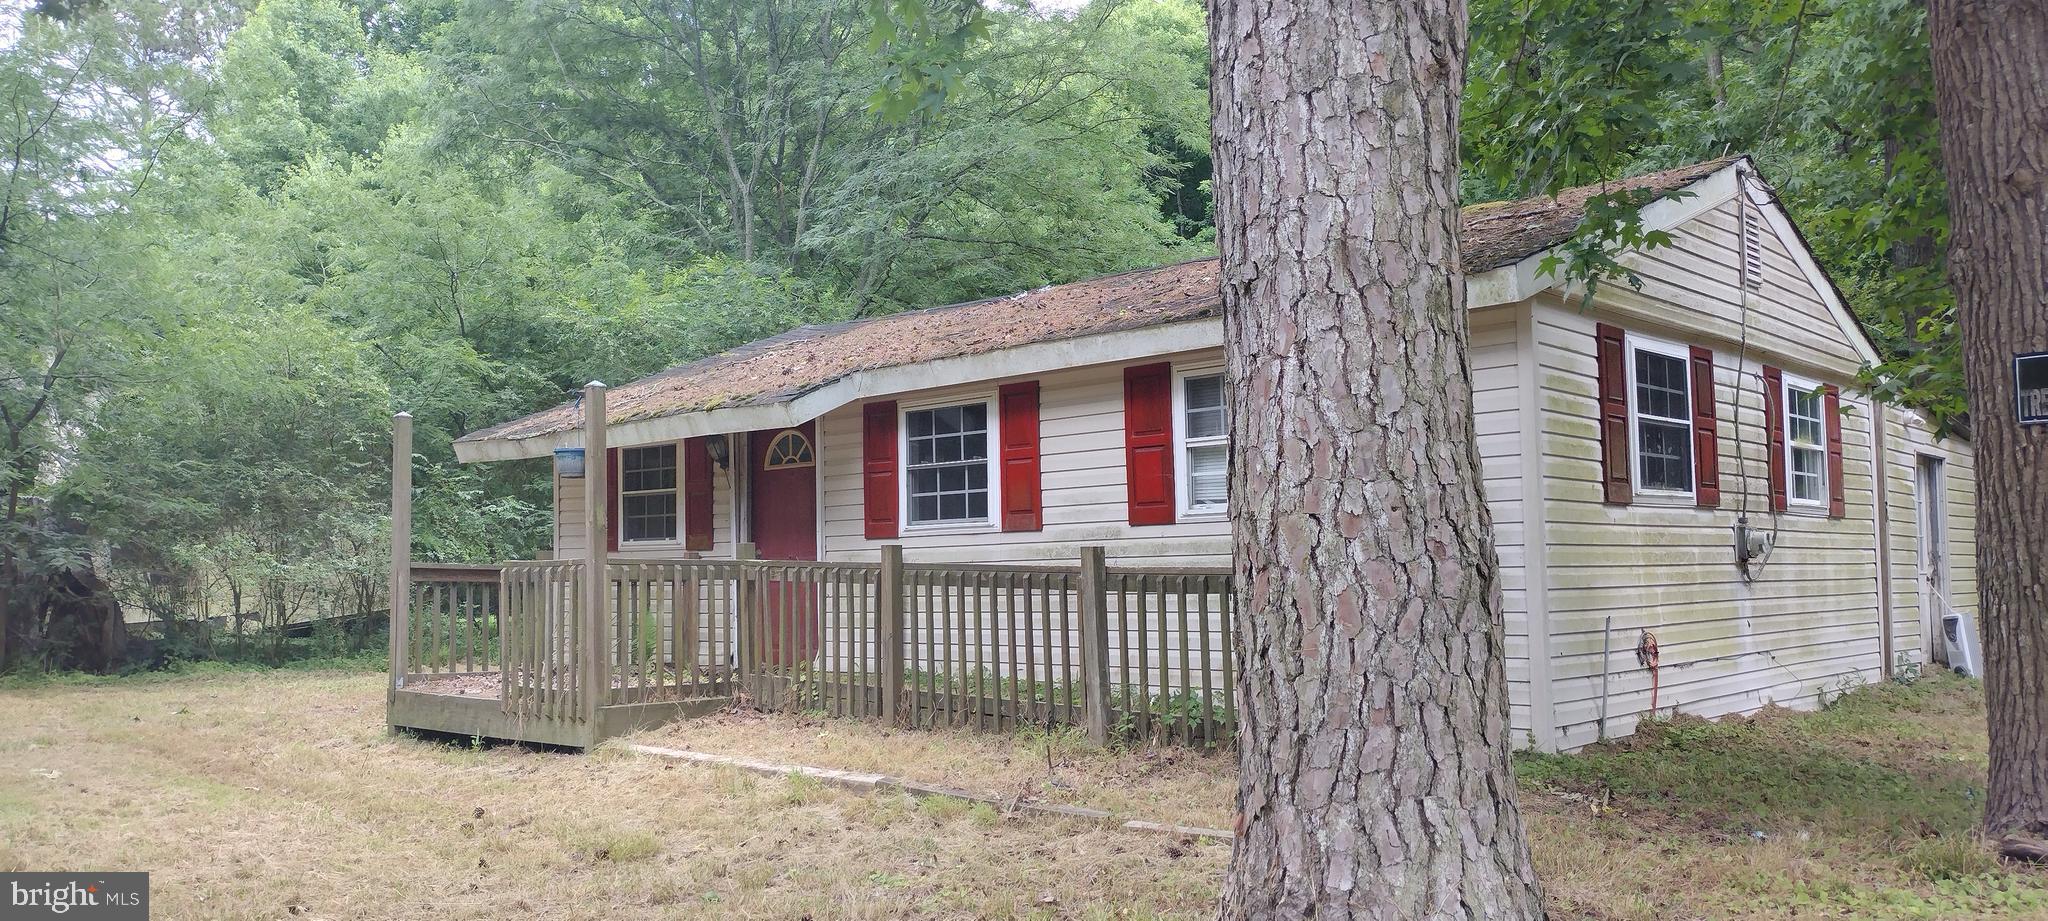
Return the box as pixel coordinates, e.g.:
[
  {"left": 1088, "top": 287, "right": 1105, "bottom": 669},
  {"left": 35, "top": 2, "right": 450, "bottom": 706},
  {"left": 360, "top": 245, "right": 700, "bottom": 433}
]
[
  {"left": 734, "top": 542, "right": 756, "bottom": 701},
  {"left": 1078, "top": 545, "right": 1112, "bottom": 745},
  {"left": 388, "top": 412, "right": 412, "bottom": 693},
  {"left": 878, "top": 544, "right": 905, "bottom": 725},
  {"left": 580, "top": 382, "right": 609, "bottom": 723}
]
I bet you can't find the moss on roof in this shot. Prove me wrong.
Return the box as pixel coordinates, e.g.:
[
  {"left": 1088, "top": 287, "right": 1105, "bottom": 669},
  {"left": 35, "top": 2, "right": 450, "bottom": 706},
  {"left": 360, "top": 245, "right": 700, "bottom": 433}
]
[{"left": 459, "top": 157, "right": 1737, "bottom": 447}]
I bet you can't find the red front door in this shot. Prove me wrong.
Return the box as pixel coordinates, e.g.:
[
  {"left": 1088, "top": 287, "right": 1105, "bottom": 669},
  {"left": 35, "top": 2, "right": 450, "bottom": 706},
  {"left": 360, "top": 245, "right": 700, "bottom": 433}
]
[
  {"left": 749, "top": 422, "right": 818, "bottom": 561},
  {"left": 748, "top": 423, "right": 819, "bottom": 666}
]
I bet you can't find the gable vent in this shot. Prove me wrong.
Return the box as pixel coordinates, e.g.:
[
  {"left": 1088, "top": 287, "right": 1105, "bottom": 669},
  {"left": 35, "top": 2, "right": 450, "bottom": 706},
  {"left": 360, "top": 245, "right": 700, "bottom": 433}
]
[{"left": 1741, "top": 207, "right": 1765, "bottom": 293}]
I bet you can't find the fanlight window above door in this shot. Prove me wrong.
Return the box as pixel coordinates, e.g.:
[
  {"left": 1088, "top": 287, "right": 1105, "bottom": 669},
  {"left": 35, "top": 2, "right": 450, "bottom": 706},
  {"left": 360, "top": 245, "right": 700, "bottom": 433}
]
[{"left": 763, "top": 430, "right": 815, "bottom": 469}]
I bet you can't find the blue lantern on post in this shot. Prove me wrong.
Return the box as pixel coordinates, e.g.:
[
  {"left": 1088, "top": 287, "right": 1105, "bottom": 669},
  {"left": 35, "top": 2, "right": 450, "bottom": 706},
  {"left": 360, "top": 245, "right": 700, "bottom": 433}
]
[{"left": 553, "top": 447, "right": 587, "bottom": 478}]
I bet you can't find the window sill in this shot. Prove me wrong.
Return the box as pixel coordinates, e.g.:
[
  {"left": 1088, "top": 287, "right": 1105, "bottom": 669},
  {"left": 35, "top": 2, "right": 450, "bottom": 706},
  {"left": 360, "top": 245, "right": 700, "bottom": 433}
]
[
  {"left": 899, "top": 521, "right": 1000, "bottom": 537},
  {"left": 1177, "top": 509, "right": 1229, "bottom": 523},
  {"left": 1630, "top": 491, "right": 1699, "bottom": 508},
  {"left": 1784, "top": 502, "right": 1830, "bottom": 517}
]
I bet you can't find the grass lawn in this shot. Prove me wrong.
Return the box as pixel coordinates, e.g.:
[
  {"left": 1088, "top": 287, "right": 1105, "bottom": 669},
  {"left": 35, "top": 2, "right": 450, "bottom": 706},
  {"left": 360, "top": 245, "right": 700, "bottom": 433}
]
[{"left": 1, "top": 667, "right": 2040, "bottom": 920}]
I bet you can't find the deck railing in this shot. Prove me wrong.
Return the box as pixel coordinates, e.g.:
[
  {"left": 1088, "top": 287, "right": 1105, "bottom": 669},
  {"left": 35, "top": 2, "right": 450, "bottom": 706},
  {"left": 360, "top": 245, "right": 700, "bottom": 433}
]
[
  {"left": 499, "top": 560, "right": 582, "bottom": 721},
  {"left": 394, "top": 546, "right": 1235, "bottom": 745},
  {"left": 402, "top": 563, "right": 503, "bottom": 679}
]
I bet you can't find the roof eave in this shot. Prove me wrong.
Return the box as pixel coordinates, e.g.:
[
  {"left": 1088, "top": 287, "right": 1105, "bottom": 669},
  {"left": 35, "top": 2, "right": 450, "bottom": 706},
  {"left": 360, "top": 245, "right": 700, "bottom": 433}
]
[
  {"left": 454, "top": 315, "right": 1228, "bottom": 463},
  {"left": 1466, "top": 157, "right": 1751, "bottom": 310}
]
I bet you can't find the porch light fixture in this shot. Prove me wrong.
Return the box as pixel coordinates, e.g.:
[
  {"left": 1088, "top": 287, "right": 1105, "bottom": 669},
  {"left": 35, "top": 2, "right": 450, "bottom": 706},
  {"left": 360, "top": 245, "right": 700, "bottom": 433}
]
[
  {"left": 553, "top": 447, "right": 587, "bottom": 478},
  {"left": 705, "top": 435, "right": 731, "bottom": 471}
]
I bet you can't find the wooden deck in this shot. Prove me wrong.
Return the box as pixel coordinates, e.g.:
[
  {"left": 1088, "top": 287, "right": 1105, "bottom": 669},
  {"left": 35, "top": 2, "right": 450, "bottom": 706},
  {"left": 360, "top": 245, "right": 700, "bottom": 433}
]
[
  {"left": 389, "top": 674, "right": 732, "bottom": 748},
  {"left": 383, "top": 402, "right": 1234, "bottom": 752},
  {"left": 383, "top": 549, "right": 1234, "bottom": 750}
]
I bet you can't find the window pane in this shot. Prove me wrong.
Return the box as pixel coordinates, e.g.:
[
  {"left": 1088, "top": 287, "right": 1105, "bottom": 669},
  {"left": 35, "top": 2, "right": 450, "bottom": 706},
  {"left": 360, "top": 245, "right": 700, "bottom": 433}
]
[
  {"left": 940, "top": 493, "right": 965, "bottom": 520},
  {"left": 1188, "top": 444, "right": 1228, "bottom": 506},
  {"left": 621, "top": 445, "right": 677, "bottom": 492},
  {"left": 622, "top": 493, "right": 677, "bottom": 541},
  {"left": 910, "top": 467, "right": 938, "bottom": 495},
  {"left": 1635, "top": 351, "right": 1689, "bottom": 421},
  {"left": 912, "top": 495, "right": 938, "bottom": 523},
  {"left": 908, "top": 411, "right": 932, "bottom": 437},
  {"left": 1637, "top": 419, "right": 1693, "bottom": 492},
  {"left": 1792, "top": 446, "right": 1824, "bottom": 501},
  {"left": 963, "top": 431, "right": 987, "bottom": 461},
  {"left": 1186, "top": 374, "right": 1227, "bottom": 439}
]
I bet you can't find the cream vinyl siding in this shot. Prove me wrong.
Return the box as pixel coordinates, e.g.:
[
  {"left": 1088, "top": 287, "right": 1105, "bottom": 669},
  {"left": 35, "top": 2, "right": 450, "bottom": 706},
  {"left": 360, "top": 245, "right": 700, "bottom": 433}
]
[
  {"left": 1534, "top": 192, "right": 1891, "bottom": 750},
  {"left": 1881, "top": 410, "right": 1979, "bottom": 664},
  {"left": 1470, "top": 306, "right": 1533, "bottom": 741},
  {"left": 807, "top": 316, "right": 1535, "bottom": 736},
  {"left": 552, "top": 446, "right": 735, "bottom": 560}
]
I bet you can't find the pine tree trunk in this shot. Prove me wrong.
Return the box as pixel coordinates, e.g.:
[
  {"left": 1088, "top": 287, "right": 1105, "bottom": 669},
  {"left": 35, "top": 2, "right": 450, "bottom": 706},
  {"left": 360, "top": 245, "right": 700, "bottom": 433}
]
[
  {"left": 1925, "top": 0, "right": 2048, "bottom": 842},
  {"left": 1208, "top": 0, "right": 1545, "bottom": 915}
]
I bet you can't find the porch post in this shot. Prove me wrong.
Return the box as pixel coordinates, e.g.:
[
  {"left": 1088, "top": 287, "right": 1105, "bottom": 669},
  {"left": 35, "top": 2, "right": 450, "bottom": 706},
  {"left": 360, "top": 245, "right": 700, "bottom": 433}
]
[
  {"left": 389, "top": 412, "right": 412, "bottom": 694},
  {"left": 580, "top": 383, "right": 609, "bottom": 722}
]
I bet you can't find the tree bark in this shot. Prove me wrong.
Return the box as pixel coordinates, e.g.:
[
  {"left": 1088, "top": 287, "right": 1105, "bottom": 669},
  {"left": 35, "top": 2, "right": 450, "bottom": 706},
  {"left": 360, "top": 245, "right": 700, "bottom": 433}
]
[
  {"left": 1925, "top": 0, "right": 2048, "bottom": 840},
  {"left": 1208, "top": 0, "right": 1545, "bottom": 916}
]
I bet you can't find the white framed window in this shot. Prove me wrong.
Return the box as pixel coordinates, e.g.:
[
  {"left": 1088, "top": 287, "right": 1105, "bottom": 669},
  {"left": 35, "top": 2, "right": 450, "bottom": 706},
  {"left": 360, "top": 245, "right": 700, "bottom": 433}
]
[
  {"left": 901, "top": 399, "right": 997, "bottom": 529},
  {"left": 1625, "top": 333, "right": 1695, "bottom": 498},
  {"left": 1783, "top": 373, "right": 1828, "bottom": 506},
  {"left": 1173, "top": 368, "right": 1229, "bottom": 517},
  {"left": 619, "top": 443, "right": 679, "bottom": 542}
]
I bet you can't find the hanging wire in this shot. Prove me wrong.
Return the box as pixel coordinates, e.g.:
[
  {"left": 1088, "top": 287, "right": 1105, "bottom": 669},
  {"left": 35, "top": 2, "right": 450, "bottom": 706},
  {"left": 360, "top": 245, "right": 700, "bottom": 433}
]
[
  {"left": 1732, "top": 164, "right": 1785, "bottom": 581},
  {"left": 1734, "top": 166, "right": 1757, "bottom": 515}
]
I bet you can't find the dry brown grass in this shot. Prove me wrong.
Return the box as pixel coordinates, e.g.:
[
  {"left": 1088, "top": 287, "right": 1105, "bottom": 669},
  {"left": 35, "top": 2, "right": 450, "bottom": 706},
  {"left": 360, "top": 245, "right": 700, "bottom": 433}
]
[
  {"left": 628, "top": 709, "right": 1238, "bottom": 831},
  {"left": 2, "top": 668, "right": 2041, "bottom": 920},
  {"left": 0, "top": 669, "right": 1225, "bottom": 920}
]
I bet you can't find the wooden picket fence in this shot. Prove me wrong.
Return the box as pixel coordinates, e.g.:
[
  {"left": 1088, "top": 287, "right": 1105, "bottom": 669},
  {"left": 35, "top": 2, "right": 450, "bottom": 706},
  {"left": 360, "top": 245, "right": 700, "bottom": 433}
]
[{"left": 397, "top": 547, "right": 1236, "bottom": 747}]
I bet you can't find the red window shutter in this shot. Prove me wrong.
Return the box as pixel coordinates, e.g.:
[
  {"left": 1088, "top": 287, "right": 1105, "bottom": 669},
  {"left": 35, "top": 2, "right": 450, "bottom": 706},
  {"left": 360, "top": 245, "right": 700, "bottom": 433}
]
[
  {"left": 605, "top": 446, "right": 620, "bottom": 552},
  {"left": 998, "top": 381, "right": 1042, "bottom": 531},
  {"left": 862, "top": 401, "right": 899, "bottom": 539},
  {"left": 683, "top": 437, "right": 714, "bottom": 550},
  {"left": 1689, "top": 346, "right": 1721, "bottom": 508},
  {"left": 1824, "top": 385, "right": 1846, "bottom": 518},
  {"left": 1763, "top": 365, "right": 1788, "bottom": 512},
  {"left": 1595, "top": 323, "right": 1632, "bottom": 505},
  {"left": 1123, "top": 362, "right": 1175, "bottom": 526}
]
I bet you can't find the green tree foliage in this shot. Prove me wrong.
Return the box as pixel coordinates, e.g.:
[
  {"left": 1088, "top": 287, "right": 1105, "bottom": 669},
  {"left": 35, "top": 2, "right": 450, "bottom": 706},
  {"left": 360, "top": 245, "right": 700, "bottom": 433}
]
[
  {"left": 0, "top": 0, "right": 1215, "bottom": 668},
  {"left": 0, "top": 0, "right": 1966, "bottom": 670},
  {"left": 1464, "top": 0, "right": 1960, "bottom": 430}
]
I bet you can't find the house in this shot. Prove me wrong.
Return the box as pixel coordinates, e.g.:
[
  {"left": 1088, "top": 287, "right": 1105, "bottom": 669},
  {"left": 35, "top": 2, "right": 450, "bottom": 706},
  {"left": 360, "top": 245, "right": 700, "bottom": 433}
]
[{"left": 450, "top": 156, "right": 1977, "bottom": 751}]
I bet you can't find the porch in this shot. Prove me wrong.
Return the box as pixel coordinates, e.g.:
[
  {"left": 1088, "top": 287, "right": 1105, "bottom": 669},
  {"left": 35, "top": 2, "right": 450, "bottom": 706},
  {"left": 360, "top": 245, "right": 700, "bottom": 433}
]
[{"left": 387, "top": 549, "right": 1237, "bottom": 750}]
